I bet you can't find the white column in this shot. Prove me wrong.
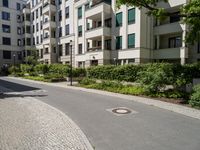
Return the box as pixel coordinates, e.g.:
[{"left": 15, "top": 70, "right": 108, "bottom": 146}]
[
  {"left": 101, "top": 12, "right": 104, "bottom": 27},
  {"left": 102, "top": 36, "right": 105, "bottom": 50},
  {"left": 181, "top": 29, "right": 187, "bottom": 65}
]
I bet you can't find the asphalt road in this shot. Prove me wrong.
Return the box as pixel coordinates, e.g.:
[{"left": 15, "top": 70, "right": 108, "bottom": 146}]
[{"left": 0, "top": 77, "right": 200, "bottom": 150}]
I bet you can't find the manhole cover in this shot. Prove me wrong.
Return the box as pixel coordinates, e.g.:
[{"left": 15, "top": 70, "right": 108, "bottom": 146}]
[
  {"left": 112, "top": 108, "right": 132, "bottom": 114},
  {"left": 107, "top": 107, "right": 138, "bottom": 116}
]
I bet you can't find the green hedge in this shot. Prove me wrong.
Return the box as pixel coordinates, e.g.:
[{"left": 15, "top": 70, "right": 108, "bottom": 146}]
[{"left": 189, "top": 84, "right": 200, "bottom": 108}]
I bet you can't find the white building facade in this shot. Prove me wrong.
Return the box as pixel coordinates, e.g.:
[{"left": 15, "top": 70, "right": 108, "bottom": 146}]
[{"left": 0, "top": 0, "right": 199, "bottom": 67}]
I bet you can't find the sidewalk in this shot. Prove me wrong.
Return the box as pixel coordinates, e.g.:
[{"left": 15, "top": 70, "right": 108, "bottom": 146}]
[
  {"left": 7, "top": 76, "right": 200, "bottom": 120},
  {"left": 0, "top": 86, "right": 93, "bottom": 150}
]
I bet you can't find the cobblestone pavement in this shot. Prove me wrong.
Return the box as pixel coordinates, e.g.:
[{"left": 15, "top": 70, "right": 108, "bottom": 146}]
[{"left": 0, "top": 89, "right": 93, "bottom": 150}]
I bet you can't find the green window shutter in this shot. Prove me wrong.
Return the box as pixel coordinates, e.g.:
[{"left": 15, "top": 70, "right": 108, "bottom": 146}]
[
  {"left": 78, "top": 7, "right": 82, "bottom": 19},
  {"left": 116, "top": 12, "right": 122, "bottom": 27},
  {"left": 128, "top": 33, "right": 135, "bottom": 48},
  {"left": 116, "top": 36, "right": 122, "bottom": 49},
  {"left": 128, "top": 8, "right": 135, "bottom": 24}
]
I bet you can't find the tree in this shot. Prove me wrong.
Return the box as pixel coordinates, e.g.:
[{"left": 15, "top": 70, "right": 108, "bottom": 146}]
[
  {"left": 116, "top": 0, "right": 200, "bottom": 43},
  {"left": 25, "top": 48, "right": 39, "bottom": 65}
]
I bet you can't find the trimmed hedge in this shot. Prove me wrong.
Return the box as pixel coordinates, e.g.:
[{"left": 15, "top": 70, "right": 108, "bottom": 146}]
[{"left": 189, "top": 84, "right": 200, "bottom": 108}]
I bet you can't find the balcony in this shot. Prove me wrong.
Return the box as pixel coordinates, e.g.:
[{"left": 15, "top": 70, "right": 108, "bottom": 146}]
[
  {"left": 43, "top": 3, "right": 56, "bottom": 15},
  {"left": 85, "top": 0, "right": 111, "bottom": 18},
  {"left": 153, "top": 47, "right": 188, "bottom": 59},
  {"left": 85, "top": 26, "right": 111, "bottom": 39},
  {"left": 156, "top": 0, "right": 187, "bottom": 9},
  {"left": 43, "top": 36, "right": 56, "bottom": 45},
  {"left": 43, "top": 20, "right": 56, "bottom": 30},
  {"left": 154, "top": 22, "right": 185, "bottom": 35}
]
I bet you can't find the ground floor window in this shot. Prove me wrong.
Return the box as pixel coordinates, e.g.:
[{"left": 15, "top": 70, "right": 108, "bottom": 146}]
[
  {"left": 3, "top": 50, "right": 11, "bottom": 59},
  {"left": 91, "top": 60, "right": 98, "bottom": 66}
]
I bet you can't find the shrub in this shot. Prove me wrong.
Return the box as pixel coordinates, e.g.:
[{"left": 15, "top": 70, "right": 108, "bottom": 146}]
[
  {"left": 137, "top": 63, "right": 174, "bottom": 94},
  {"left": 34, "top": 64, "right": 49, "bottom": 75},
  {"left": 189, "top": 84, "right": 200, "bottom": 108},
  {"left": 8, "top": 66, "right": 20, "bottom": 74},
  {"left": 20, "top": 64, "right": 33, "bottom": 74},
  {"left": 79, "top": 78, "right": 96, "bottom": 85},
  {"left": 44, "top": 73, "right": 66, "bottom": 82},
  {"left": 49, "top": 64, "right": 69, "bottom": 76},
  {"left": 72, "top": 68, "right": 86, "bottom": 77}
]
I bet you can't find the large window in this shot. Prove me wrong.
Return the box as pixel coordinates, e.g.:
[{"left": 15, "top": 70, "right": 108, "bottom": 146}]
[
  {"left": 65, "top": 24, "right": 69, "bottom": 35},
  {"left": 2, "top": 37, "right": 11, "bottom": 45},
  {"left": 65, "top": 6, "right": 69, "bottom": 18},
  {"left": 128, "top": 8, "right": 135, "bottom": 24},
  {"left": 116, "top": 12, "right": 122, "bottom": 27},
  {"left": 78, "top": 7, "right": 82, "bottom": 19},
  {"left": 16, "top": 3, "right": 21, "bottom": 10},
  {"left": 59, "top": 27, "right": 62, "bottom": 37},
  {"left": 128, "top": 33, "right": 135, "bottom": 48},
  {"left": 168, "top": 36, "right": 182, "bottom": 48},
  {"left": 3, "top": 0, "right": 9, "bottom": 7},
  {"left": 78, "top": 25, "right": 82, "bottom": 37},
  {"left": 3, "top": 51, "right": 11, "bottom": 59},
  {"left": 2, "top": 24, "right": 10, "bottom": 33},
  {"left": 59, "top": 10, "right": 62, "bottom": 21},
  {"left": 116, "top": 36, "right": 122, "bottom": 50},
  {"left": 2, "top": 11, "right": 10, "bottom": 20},
  {"left": 78, "top": 44, "right": 83, "bottom": 54},
  {"left": 65, "top": 43, "right": 70, "bottom": 55}
]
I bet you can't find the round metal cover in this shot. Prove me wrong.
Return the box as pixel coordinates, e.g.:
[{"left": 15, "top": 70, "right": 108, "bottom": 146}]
[{"left": 112, "top": 108, "right": 132, "bottom": 114}]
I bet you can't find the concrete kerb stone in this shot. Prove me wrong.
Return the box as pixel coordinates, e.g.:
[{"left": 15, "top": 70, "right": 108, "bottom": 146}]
[{"left": 7, "top": 77, "right": 200, "bottom": 120}]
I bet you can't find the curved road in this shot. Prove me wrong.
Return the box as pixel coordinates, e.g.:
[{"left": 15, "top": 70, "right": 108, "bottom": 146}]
[{"left": 0, "top": 77, "right": 200, "bottom": 150}]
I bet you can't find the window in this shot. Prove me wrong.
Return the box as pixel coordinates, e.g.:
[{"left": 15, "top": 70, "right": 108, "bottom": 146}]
[
  {"left": 78, "top": 44, "right": 83, "bottom": 54},
  {"left": 116, "top": 36, "right": 122, "bottom": 50},
  {"left": 26, "top": 26, "right": 31, "bottom": 33},
  {"left": 78, "top": 7, "right": 82, "bottom": 19},
  {"left": 2, "top": 11, "right": 10, "bottom": 20},
  {"left": 65, "top": 6, "right": 69, "bottom": 18},
  {"left": 32, "top": 25, "right": 35, "bottom": 33},
  {"left": 27, "top": 38, "right": 31, "bottom": 46},
  {"left": 41, "top": 34, "right": 43, "bottom": 43},
  {"left": 40, "top": 21, "right": 43, "bottom": 29},
  {"left": 59, "top": 0, "right": 62, "bottom": 5},
  {"left": 18, "top": 39, "right": 21, "bottom": 46},
  {"left": 116, "top": 12, "right": 122, "bottom": 27},
  {"left": 2, "top": 37, "right": 11, "bottom": 45},
  {"left": 36, "top": 23, "right": 39, "bottom": 31},
  {"left": 59, "top": 45, "right": 62, "bottom": 56},
  {"left": 3, "top": 51, "right": 11, "bottom": 59},
  {"left": 128, "top": 33, "right": 135, "bottom": 48},
  {"left": 17, "top": 15, "right": 21, "bottom": 23},
  {"left": 36, "top": 36, "right": 39, "bottom": 44},
  {"left": 36, "top": 9, "right": 38, "bottom": 18},
  {"left": 65, "top": 24, "right": 69, "bottom": 35},
  {"left": 18, "top": 52, "right": 22, "bottom": 60},
  {"left": 59, "top": 10, "right": 62, "bottom": 21},
  {"left": 2, "top": 24, "right": 10, "bottom": 33},
  {"left": 168, "top": 36, "right": 182, "bottom": 48},
  {"left": 17, "top": 27, "right": 21, "bottom": 35},
  {"left": 32, "top": 12, "right": 34, "bottom": 21},
  {"left": 128, "top": 8, "right": 135, "bottom": 24},
  {"left": 65, "top": 43, "right": 70, "bottom": 55},
  {"left": 16, "top": 3, "right": 21, "bottom": 10},
  {"left": 40, "top": 7, "right": 42, "bottom": 16},
  {"left": 170, "top": 12, "right": 180, "bottom": 23},
  {"left": 85, "top": 3, "right": 90, "bottom": 11},
  {"left": 59, "top": 27, "right": 62, "bottom": 37},
  {"left": 78, "top": 25, "right": 82, "bottom": 37},
  {"left": 3, "top": 0, "right": 9, "bottom": 7}
]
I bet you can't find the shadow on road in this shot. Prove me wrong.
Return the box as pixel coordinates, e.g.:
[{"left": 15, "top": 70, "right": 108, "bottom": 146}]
[
  {"left": 0, "top": 79, "right": 40, "bottom": 92},
  {"left": 0, "top": 93, "right": 47, "bottom": 99}
]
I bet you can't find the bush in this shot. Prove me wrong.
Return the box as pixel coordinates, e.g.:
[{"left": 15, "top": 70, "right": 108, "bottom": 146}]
[
  {"left": 189, "top": 84, "right": 200, "bottom": 108},
  {"left": 49, "top": 64, "right": 69, "bottom": 76},
  {"left": 87, "top": 65, "right": 143, "bottom": 82},
  {"left": 20, "top": 64, "right": 33, "bottom": 74},
  {"left": 8, "top": 66, "right": 20, "bottom": 74},
  {"left": 72, "top": 68, "right": 86, "bottom": 77},
  {"left": 34, "top": 64, "right": 49, "bottom": 75},
  {"left": 79, "top": 78, "right": 96, "bottom": 85},
  {"left": 44, "top": 73, "right": 66, "bottom": 82},
  {"left": 137, "top": 63, "right": 174, "bottom": 94}
]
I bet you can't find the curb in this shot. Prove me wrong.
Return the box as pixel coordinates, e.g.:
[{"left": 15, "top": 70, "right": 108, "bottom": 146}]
[{"left": 6, "top": 77, "right": 200, "bottom": 120}]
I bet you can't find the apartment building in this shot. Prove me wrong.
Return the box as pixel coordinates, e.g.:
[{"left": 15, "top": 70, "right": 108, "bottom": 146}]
[
  {"left": 0, "top": 0, "right": 200, "bottom": 68},
  {"left": 0, "top": 0, "right": 26, "bottom": 66}
]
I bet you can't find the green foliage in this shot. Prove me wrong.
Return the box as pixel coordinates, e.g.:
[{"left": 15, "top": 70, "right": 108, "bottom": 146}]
[
  {"left": 20, "top": 64, "right": 34, "bottom": 74},
  {"left": 79, "top": 78, "right": 96, "bottom": 85},
  {"left": 87, "top": 65, "right": 142, "bottom": 82},
  {"left": 49, "top": 64, "right": 69, "bottom": 76},
  {"left": 72, "top": 68, "right": 86, "bottom": 77},
  {"left": 25, "top": 56, "right": 38, "bottom": 65},
  {"left": 137, "top": 63, "right": 174, "bottom": 94},
  {"left": 44, "top": 73, "right": 66, "bottom": 82},
  {"left": 189, "top": 84, "right": 200, "bottom": 108},
  {"left": 8, "top": 66, "right": 20, "bottom": 74},
  {"left": 34, "top": 64, "right": 49, "bottom": 75}
]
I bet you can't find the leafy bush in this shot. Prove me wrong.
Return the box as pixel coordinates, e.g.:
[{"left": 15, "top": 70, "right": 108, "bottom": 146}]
[
  {"left": 8, "top": 66, "right": 20, "bottom": 74},
  {"left": 189, "top": 84, "right": 200, "bottom": 108},
  {"left": 137, "top": 63, "right": 174, "bottom": 94},
  {"left": 34, "top": 64, "right": 49, "bottom": 75},
  {"left": 44, "top": 73, "right": 66, "bottom": 82},
  {"left": 72, "top": 68, "right": 86, "bottom": 77},
  {"left": 49, "top": 64, "right": 69, "bottom": 76},
  {"left": 79, "top": 78, "right": 96, "bottom": 85},
  {"left": 20, "top": 64, "right": 33, "bottom": 74}
]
